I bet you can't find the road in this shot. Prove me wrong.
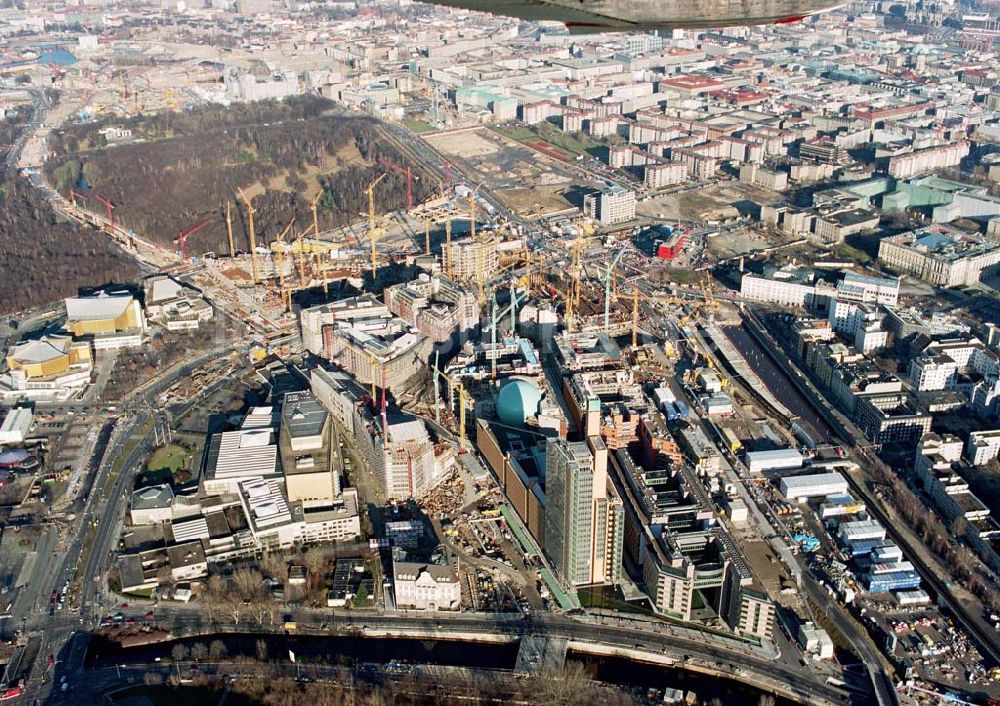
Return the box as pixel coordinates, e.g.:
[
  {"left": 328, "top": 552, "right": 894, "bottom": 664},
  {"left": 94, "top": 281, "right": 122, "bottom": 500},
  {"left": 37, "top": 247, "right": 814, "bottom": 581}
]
[
  {"left": 4, "top": 87, "right": 50, "bottom": 169},
  {"left": 49, "top": 607, "right": 855, "bottom": 706},
  {"left": 741, "top": 311, "right": 1000, "bottom": 667},
  {"left": 5, "top": 340, "right": 240, "bottom": 705},
  {"left": 801, "top": 574, "right": 896, "bottom": 706}
]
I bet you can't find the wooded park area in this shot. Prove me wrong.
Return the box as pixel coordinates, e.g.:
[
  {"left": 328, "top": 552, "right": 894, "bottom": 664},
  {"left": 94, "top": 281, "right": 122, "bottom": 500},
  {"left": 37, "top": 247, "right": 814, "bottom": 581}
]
[{"left": 45, "top": 95, "right": 437, "bottom": 257}]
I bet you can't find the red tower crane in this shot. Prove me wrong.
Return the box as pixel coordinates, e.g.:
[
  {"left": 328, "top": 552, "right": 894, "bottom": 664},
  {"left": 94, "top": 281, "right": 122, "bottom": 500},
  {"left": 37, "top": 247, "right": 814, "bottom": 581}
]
[
  {"left": 68, "top": 189, "right": 86, "bottom": 208},
  {"left": 377, "top": 158, "right": 414, "bottom": 212},
  {"left": 176, "top": 218, "right": 211, "bottom": 263},
  {"left": 93, "top": 193, "right": 116, "bottom": 235}
]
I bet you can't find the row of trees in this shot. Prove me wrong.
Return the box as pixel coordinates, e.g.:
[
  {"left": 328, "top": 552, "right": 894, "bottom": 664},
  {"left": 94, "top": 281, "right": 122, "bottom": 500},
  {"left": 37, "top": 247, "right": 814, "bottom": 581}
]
[
  {"left": 875, "top": 466, "right": 1000, "bottom": 614},
  {"left": 148, "top": 666, "right": 781, "bottom": 706}
]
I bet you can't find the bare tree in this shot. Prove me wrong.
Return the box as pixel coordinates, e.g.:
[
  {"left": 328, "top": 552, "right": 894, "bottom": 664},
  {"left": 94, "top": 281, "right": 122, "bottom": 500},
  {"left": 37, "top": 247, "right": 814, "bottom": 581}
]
[
  {"left": 532, "top": 663, "right": 592, "bottom": 706},
  {"left": 171, "top": 643, "right": 190, "bottom": 662},
  {"left": 262, "top": 552, "right": 290, "bottom": 583},
  {"left": 233, "top": 567, "right": 265, "bottom": 602},
  {"left": 209, "top": 640, "right": 228, "bottom": 660},
  {"left": 190, "top": 642, "right": 208, "bottom": 661},
  {"left": 302, "top": 547, "right": 328, "bottom": 589},
  {"left": 759, "top": 695, "right": 777, "bottom": 706},
  {"left": 255, "top": 638, "right": 269, "bottom": 662}
]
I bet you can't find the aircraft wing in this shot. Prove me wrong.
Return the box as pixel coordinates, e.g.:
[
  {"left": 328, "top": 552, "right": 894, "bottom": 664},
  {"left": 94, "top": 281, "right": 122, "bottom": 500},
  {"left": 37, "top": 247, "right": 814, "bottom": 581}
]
[{"left": 419, "top": 0, "right": 843, "bottom": 32}]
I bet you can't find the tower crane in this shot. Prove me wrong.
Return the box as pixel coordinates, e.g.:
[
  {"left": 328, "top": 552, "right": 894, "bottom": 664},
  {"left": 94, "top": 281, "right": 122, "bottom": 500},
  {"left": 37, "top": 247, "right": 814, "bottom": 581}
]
[
  {"left": 431, "top": 350, "right": 457, "bottom": 426},
  {"left": 377, "top": 158, "right": 414, "bottom": 212},
  {"left": 273, "top": 218, "right": 295, "bottom": 312},
  {"left": 366, "top": 173, "right": 388, "bottom": 278},
  {"left": 565, "top": 229, "right": 584, "bottom": 332},
  {"left": 602, "top": 249, "right": 627, "bottom": 333},
  {"left": 444, "top": 217, "right": 453, "bottom": 279},
  {"left": 93, "top": 193, "right": 120, "bottom": 242},
  {"left": 310, "top": 191, "right": 323, "bottom": 237},
  {"left": 294, "top": 229, "right": 308, "bottom": 285},
  {"left": 488, "top": 283, "right": 524, "bottom": 380},
  {"left": 68, "top": 189, "right": 87, "bottom": 209},
  {"left": 236, "top": 188, "right": 260, "bottom": 285},
  {"left": 610, "top": 283, "right": 683, "bottom": 350},
  {"left": 224, "top": 202, "right": 236, "bottom": 258},
  {"left": 468, "top": 188, "right": 478, "bottom": 242},
  {"left": 457, "top": 381, "right": 469, "bottom": 452},
  {"left": 176, "top": 218, "right": 211, "bottom": 263}
]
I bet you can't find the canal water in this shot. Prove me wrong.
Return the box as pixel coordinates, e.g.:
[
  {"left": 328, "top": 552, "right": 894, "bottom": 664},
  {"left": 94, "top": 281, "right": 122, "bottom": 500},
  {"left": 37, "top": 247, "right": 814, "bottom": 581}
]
[
  {"left": 723, "top": 324, "right": 836, "bottom": 443},
  {"left": 88, "top": 632, "right": 801, "bottom": 705}
]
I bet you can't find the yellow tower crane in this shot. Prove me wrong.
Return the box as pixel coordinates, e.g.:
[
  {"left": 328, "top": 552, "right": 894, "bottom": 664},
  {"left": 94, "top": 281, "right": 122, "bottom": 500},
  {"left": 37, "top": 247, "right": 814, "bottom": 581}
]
[
  {"left": 523, "top": 249, "right": 532, "bottom": 298},
  {"left": 457, "top": 381, "right": 468, "bottom": 452},
  {"left": 366, "top": 351, "right": 380, "bottom": 405},
  {"left": 632, "top": 288, "right": 640, "bottom": 348},
  {"left": 310, "top": 191, "right": 323, "bottom": 238},
  {"left": 274, "top": 218, "right": 295, "bottom": 312},
  {"left": 294, "top": 230, "right": 308, "bottom": 285},
  {"left": 366, "top": 174, "right": 387, "bottom": 278},
  {"left": 225, "top": 201, "right": 236, "bottom": 258},
  {"left": 236, "top": 188, "right": 260, "bottom": 285},
  {"left": 566, "top": 229, "right": 584, "bottom": 332},
  {"left": 468, "top": 190, "right": 476, "bottom": 241}
]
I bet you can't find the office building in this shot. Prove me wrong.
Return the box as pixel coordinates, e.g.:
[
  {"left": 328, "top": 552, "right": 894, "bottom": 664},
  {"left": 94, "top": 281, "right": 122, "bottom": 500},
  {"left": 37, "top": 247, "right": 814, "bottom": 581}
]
[
  {"left": 583, "top": 186, "right": 636, "bottom": 225},
  {"left": 967, "top": 429, "right": 1000, "bottom": 466},
  {"left": 443, "top": 237, "right": 499, "bottom": 285},
  {"left": 280, "top": 391, "right": 341, "bottom": 504},
  {"left": 384, "top": 274, "right": 477, "bottom": 343},
  {"left": 381, "top": 416, "right": 442, "bottom": 500},
  {"left": 322, "top": 315, "right": 432, "bottom": 393},
  {"left": 544, "top": 438, "right": 624, "bottom": 587},
  {"left": 836, "top": 272, "right": 900, "bottom": 306},
  {"left": 854, "top": 392, "right": 933, "bottom": 445},
  {"left": 300, "top": 295, "right": 390, "bottom": 356},
  {"left": 878, "top": 228, "right": 1000, "bottom": 288},
  {"left": 143, "top": 275, "right": 214, "bottom": 331}
]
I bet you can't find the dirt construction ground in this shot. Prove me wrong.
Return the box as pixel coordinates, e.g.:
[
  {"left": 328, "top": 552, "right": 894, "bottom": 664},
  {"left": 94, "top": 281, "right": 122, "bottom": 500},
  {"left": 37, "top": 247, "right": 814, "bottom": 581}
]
[{"left": 423, "top": 129, "right": 601, "bottom": 219}]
